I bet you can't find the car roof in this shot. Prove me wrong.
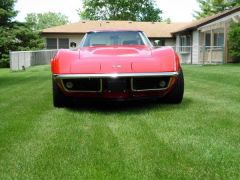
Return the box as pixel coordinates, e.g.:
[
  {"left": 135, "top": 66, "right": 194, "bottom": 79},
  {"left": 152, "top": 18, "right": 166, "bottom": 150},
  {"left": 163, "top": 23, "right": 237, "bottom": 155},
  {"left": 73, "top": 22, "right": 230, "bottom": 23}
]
[{"left": 87, "top": 29, "right": 143, "bottom": 33}]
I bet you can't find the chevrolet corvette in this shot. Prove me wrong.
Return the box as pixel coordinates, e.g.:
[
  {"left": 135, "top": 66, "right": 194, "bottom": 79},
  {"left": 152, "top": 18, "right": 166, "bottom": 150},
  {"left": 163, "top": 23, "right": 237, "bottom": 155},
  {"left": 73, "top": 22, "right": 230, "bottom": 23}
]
[{"left": 51, "top": 30, "right": 184, "bottom": 107}]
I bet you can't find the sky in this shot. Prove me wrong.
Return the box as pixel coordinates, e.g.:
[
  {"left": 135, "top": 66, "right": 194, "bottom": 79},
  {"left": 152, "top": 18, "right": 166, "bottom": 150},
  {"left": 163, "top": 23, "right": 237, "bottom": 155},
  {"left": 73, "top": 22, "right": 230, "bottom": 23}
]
[{"left": 15, "top": 0, "right": 200, "bottom": 23}]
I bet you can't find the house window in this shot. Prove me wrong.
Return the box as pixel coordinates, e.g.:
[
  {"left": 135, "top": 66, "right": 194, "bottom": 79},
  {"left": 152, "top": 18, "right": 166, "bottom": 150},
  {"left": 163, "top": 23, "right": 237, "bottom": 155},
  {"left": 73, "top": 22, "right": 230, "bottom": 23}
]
[
  {"left": 46, "top": 38, "right": 57, "bottom": 49},
  {"left": 150, "top": 39, "right": 165, "bottom": 47},
  {"left": 70, "top": 42, "right": 77, "bottom": 48},
  {"left": 158, "top": 39, "right": 165, "bottom": 46},
  {"left": 180, "top": 35, "right": 191, "bottom": 52},
  {"left": 205, "top": 33, "right": 211, "bottom": 47},
  {"left": 214, "top": 33, "right": 224, "bottom": 47},
  {"left": 59, "top": 38, "right": 69, "bottom": 49}
]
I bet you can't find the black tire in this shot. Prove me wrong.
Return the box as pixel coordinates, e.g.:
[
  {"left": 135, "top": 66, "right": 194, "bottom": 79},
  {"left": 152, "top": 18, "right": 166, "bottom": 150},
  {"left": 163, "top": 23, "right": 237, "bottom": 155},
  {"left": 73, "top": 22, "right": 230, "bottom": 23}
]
[
  {"left": 52, "top": 78, "right": 68, "bottom": 107},
  {"left": 163, "top": 70, "right": 184, "bottom": 104}
]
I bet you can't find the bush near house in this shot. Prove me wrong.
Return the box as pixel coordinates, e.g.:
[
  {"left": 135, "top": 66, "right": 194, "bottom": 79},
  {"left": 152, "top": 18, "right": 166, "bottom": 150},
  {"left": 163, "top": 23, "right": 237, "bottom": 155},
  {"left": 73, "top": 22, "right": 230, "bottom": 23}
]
[{"left": 228, "top": 22, "right": 240, "bottom": 62}]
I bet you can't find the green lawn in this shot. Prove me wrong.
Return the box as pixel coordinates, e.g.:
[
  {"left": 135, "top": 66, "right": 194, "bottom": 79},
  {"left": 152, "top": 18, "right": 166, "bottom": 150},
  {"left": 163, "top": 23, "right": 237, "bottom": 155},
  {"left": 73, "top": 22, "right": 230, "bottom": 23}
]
[{"left": 0, "top": 64, "right": 240, "bottom": 179}]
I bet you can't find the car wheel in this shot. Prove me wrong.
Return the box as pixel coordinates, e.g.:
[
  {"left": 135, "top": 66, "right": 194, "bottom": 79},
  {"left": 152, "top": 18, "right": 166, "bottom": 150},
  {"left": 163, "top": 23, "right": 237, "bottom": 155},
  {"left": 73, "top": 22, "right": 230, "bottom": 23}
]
[
  {"left": 52, "top": 78, "right": 68, "bottom": 107},
  {"left": 163, "top": 70, "right": 184, "bottom": 104}
]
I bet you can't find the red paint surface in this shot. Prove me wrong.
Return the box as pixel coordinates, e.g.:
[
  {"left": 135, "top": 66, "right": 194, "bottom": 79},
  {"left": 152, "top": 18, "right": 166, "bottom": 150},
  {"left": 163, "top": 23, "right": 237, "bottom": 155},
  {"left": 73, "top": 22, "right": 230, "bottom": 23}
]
[{"left": 51, "top": 46, "right": 179, "bottom": 74}]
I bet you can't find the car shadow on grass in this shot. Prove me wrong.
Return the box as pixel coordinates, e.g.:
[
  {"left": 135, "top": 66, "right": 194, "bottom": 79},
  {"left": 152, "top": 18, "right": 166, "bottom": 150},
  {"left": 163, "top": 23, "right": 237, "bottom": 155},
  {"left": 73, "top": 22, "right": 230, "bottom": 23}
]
[{"left": 65, "top": 97, "right": 192, "bottom": 114}]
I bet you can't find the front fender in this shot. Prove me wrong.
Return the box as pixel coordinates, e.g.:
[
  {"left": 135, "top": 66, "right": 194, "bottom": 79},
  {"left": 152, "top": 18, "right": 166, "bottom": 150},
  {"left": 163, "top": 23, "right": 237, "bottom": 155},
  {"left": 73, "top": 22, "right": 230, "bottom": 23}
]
[
  {"left": 51, "top": 49, "right": 79, "bottom": 74},
  {"left": 151, "top": 47, "right": 181, "bottom": 72}
]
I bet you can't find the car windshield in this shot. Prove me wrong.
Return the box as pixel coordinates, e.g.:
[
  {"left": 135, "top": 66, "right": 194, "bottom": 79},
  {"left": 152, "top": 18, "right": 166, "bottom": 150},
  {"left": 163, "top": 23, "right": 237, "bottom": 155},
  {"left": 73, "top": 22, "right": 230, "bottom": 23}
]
[{"left": 81, "top": 31, "right": 152, "bottom": 47}]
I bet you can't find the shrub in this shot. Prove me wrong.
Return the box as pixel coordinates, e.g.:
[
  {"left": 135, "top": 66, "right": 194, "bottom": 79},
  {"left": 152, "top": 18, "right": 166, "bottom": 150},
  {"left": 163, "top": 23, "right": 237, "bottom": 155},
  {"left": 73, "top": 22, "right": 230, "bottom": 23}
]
[
  {"left": 228, "top": 22, "right": 240, "bottom": 62},
  {"left": 0, "top": 54, "right": 10, "bottom": 68}
]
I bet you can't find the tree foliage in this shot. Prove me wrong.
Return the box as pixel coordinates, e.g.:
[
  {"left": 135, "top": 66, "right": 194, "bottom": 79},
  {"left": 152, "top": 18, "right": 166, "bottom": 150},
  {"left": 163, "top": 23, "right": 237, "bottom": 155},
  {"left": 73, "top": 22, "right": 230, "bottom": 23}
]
[
  {"left": 0, "top": 0, "right": 44, "bottom": 67},
  {"left": 25, "top": 12, "right": 69, "bottom": 30},
  {"left": 79, "top": 0, "right": 162, "bottom": 21},
  {"left": 0, "top": 0, "right": 17, "bottom": 26},
  {"left": 163, "top": 18, "right": 172, "bottom": 24},
  {"left": 228, "top": 22, "right": 240, "bottom": 61},
  {"left": 194, "top": 0, "right": 240, "bottom": 19}
]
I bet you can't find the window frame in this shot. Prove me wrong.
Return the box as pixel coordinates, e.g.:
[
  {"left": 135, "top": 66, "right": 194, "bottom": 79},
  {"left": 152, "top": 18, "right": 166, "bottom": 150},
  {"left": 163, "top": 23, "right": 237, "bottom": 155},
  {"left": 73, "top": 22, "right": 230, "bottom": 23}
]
[
  {"left": 46, "top": 38, "right": 57, "bottom": 49},
  {"left": 58, "top": 38, "right": 69, "bottom": 49},
  {"left": 214, "top": 32, "right": 224, "bottom": 47},
  {"left": 179, "top": 35, "right": 191, "bottom": 53}
]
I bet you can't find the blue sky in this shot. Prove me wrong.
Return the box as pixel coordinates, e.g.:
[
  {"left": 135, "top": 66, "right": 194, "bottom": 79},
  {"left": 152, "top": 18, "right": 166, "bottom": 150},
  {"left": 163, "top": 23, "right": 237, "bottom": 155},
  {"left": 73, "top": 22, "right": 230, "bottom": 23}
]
[{"left": 15, "top": 0, "right": 200, "bottom": 22}]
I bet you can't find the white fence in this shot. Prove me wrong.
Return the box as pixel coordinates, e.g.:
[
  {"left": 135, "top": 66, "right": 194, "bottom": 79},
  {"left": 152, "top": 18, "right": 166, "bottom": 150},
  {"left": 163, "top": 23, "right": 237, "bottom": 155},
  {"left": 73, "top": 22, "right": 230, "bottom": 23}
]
[
  {"left": 10, "top": 49, "right": 58, "bottom": 71},
  {"left": 9, "top": 46, "right": 224, "bottom": 71}
]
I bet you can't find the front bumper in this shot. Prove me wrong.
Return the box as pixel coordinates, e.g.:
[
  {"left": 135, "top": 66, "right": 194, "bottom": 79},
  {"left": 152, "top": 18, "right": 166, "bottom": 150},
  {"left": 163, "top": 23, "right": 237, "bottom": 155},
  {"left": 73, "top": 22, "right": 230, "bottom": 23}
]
[
  {"left": 53, "top": 72, "right": 179, "bottom": 99},
  {"left": 53, "top": 72, "right": 179, "bottom": 79}
]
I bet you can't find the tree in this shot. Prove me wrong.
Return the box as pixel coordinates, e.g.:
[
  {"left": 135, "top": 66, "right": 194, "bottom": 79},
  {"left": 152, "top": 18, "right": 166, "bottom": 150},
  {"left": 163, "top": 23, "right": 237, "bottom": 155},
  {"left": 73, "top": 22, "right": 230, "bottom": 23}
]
[
  {"left": 0, "top": 0, "right": 17, "bottom": 67},
  {"left": 228, "top": 22, "right": 240, "bottom": 62},
  {"left": 0, "top": 0, "right": 17, "bottom": 26},
  {"left": 164, "top": 18, "right": 172, "bottom": 24},
  {"left": 194, "top": 0, "right": 240, "bottom": 19},
  {"left": 25, "top": 12, "right": 69, "bottom": 30},
  {"left": 0, "top": 0, "right": 44, "bottom": 67},
  {"left": 12, "top": 23, "right": 44, "bottom": 51},
  {"left": 226, "top": 0, "right": 240, "bottom": 6},
  {"left": 79, "top": 0, "right": 162, "bottom": 22}
]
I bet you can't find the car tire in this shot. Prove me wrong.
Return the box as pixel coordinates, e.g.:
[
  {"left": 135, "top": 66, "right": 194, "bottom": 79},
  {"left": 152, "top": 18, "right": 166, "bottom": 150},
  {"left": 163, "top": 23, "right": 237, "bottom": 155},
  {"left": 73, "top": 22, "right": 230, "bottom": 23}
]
[
  {"left": 163, "top": 70, "right": 184, "bottom": 104},
  {"left": 52, "top": 78, "right": 68, "bottom": 107}
]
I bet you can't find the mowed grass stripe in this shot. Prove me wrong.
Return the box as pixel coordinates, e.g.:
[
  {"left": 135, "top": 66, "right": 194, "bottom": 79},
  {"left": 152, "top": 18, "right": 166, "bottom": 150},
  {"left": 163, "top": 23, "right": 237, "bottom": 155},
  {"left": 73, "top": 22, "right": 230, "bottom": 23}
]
[
  {"left": 30, "top": 114, "right": 127, "bottom": 179},
  {"left": 0, "top": 67, "right": 52, "bottom": 150},
  {"left": 108, "top": 114, "right": 197, "bottom": 179},
  {"left": 0, "top": 64, "right": 239, "bottom": 179},
  {"left": 0, "top": 110, "right": 67, "bottom": 179}
]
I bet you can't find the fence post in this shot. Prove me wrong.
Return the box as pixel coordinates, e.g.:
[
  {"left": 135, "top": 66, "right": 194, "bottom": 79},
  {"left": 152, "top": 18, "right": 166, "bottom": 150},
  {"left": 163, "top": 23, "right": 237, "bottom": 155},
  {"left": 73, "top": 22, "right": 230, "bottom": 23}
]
[
  {"left": 190, "top": 46, "right": 193, "bottom": 64},
  {"left": 202, "top": 46, "right": 205, "bottom": 65},
  {"left": 222, "top": 46, "right": 224, "bottom": 64},
  {"left": 9, "top": 51, "right": 13, "bottom": 70}
]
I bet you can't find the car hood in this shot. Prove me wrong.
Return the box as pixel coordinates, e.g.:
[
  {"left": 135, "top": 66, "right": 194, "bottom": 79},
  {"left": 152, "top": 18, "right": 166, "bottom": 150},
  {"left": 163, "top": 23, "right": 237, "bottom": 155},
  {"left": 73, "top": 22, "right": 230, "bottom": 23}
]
[
  {"left": 69, "top": 46, "right": 175, "bottom": 73},
  {"left": 80, "top": 46, "right": 151, "bottom": 57}
]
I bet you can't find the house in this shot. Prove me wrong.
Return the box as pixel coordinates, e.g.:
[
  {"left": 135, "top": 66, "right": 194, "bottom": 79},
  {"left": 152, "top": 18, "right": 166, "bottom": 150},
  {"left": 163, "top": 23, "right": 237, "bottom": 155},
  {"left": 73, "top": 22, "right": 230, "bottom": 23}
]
[
  {"left": 41, "top": 7, "right": 240, "bottom": 64},
  {"left": 173, "top": 6, "right": 240, "bottom": 64},
  {"left": 41, "top": 21, "right": 189, "bottom": 49}
]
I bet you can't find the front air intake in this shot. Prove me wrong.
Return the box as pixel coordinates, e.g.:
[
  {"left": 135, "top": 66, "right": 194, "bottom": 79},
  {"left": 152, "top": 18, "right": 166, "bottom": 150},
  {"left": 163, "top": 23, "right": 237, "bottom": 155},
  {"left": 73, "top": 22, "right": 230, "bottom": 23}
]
[
  {"left": 132, "top": 77, "right": 170, "bottom": 91},
  {"left": 62, "top": 78, "right": 102, "bottom": 92}
]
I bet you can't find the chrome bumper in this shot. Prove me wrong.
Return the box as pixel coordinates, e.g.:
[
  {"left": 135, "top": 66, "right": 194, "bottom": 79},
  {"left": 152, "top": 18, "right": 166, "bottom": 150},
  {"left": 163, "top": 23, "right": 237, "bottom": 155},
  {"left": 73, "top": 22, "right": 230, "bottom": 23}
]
[{"left": 53, "top": 72, "right": 179, "bottom": 79}]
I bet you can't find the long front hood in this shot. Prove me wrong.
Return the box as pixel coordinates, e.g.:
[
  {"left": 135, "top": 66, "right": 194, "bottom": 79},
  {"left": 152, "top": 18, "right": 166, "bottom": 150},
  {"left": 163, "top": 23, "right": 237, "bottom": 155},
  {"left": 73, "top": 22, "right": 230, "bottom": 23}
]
[
  {"left": 70, "top": 59, "right": 173, "bottom": 74},
  {"left": 70, "top": 46, "right": 175, "bottom": 74},
  {"left": 79, "top": 46, "right": 152, "bottom": 58}
]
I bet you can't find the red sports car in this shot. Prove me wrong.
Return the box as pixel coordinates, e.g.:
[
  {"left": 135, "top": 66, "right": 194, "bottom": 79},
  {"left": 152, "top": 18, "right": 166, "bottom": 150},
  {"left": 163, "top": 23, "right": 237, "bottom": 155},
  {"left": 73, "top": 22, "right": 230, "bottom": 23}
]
[{"left": 51, "top": 30, "right": 184, "bottom": 107}]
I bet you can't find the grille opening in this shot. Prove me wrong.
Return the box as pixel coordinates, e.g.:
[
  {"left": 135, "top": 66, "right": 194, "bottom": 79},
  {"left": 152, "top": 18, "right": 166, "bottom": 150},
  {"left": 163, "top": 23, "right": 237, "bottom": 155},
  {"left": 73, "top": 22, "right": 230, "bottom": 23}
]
[
  {"left": 103, "top": 78, "right": 130, "bottom": 92},
  {"left": 132, "top": 77, "right": 170, "bottom": 91},
  {"left": 62, "top": 78, "right": 101, "bottom": 92}
]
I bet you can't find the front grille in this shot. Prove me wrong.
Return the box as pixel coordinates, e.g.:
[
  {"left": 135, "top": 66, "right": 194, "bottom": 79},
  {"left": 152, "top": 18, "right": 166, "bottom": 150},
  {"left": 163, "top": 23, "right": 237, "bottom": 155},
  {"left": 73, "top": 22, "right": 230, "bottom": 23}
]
[
  {"left": 132, "top": 77, "right": 170, "bottom": 91},
  {"left": 103, "top": 78, "right": 130, "bottom": 92},
  {"left": 61, "top": 76, "right": 170, "bottom": 92},
  {"left": 62, "top": 78, "right": 101, "bottom": 92}
]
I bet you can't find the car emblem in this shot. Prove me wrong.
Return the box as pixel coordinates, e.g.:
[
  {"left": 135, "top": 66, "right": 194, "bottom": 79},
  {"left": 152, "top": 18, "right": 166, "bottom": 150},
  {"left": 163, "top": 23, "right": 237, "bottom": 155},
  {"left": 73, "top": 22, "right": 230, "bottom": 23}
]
[{"left": 112, "top": 65, "right": 122, "bottom": 68}]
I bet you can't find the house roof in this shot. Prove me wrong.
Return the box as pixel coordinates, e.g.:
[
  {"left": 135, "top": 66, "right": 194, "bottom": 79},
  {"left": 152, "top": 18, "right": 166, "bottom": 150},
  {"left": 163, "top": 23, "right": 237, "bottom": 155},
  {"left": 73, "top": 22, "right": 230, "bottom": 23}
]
[
  {"left": 41, "top": 20, "right": 189, "bottom": 38},
  {"left": 172, "top": 6, "right": 240, "bottom": 34}
]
